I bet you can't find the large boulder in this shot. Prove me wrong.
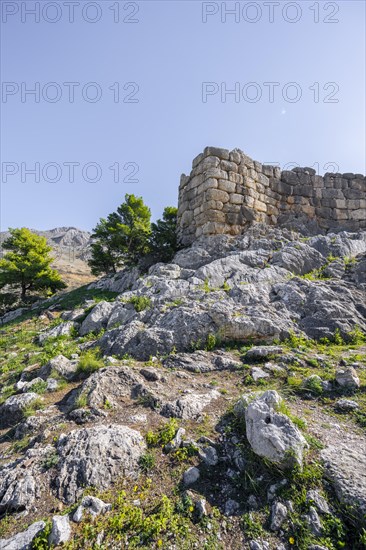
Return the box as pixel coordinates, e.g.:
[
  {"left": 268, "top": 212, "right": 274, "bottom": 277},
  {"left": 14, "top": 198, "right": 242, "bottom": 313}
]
[
  {"left": 0, "top": 445, "right": 54, "bottom": 513},
  {"left": 79, "top": 301, "right": 114, "bottom": 336},
  {"left": 76, "top": 366, "right": 159, "bottom": 410},
  {"left": 0, "top": 393, "right": 39, "bottom": 428},
  {"left": 161, "top": 390, "right": 219, "bottom": 420},
  {"left": 38, "top": 354, "right": 78, "bottom": 381},
  {"left": 244, "top": 390, "right": 307, "bottom": 468},
  {"left": 37, "top": 321, "right": 76, "bottom": 344},
  {"left": 56, "top": 424, "right": 146, "bottom": 503},
  {"left": 0, "top": 521, "right": 45, "bottom": 550}
]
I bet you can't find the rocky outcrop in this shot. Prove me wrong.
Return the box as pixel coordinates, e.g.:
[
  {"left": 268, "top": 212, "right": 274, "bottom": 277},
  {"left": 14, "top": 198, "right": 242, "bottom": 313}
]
[
  {"left": 0, "top": 520, "right": 46, "bottom": 550},
  {"left": 56, "top": 424, "right": 146, "bottom": 503},
  {"left": 89, "top": 228, "right": 366, "bottom": 360},
  {"left": 243, "top": 390, "right": 308, "bottom": 468}
]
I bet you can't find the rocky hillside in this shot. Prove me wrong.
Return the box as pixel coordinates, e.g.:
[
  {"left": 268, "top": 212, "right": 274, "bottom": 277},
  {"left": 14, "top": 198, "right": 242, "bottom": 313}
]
[
  {"left": 0, "top": 224, "right": 365, "bottom": 549},
  {"left": 0, "top": 227, "right": 94, "bottom": 289}
]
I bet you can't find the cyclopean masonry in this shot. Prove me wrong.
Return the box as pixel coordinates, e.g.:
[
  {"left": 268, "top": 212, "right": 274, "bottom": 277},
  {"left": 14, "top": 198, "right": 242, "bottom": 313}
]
[{"left": 177, "top": 147, "right": 366, "bottom": 246}]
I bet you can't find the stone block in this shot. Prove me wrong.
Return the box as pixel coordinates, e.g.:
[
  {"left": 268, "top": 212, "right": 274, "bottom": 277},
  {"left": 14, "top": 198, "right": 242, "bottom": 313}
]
[
  {"left": 230, "top": 193, "right": 244, "bottom": 205},
  {"left": 197, "top": 178, "right": 218, "bottom": 195},
  {"left": 267, "top": 204, "right": 279, "bottom": 216},
  {"left": 204, "top": 168, "right": 228, "bottom": 180},
  {"left": 349, "top": 209, "right": 366, "bottom": 221},
  {"left": 238, "top": 164, "right": 248, "bottom": 177},
  {"left": 281, "top": 171, "right": 299, "bottom": 185},
  {"left": 203, "top": 146, "right": 230, "bottom": 160},
  {"left": 229, "top": 171, "right": 243, "bottom": 184},
  {"left": 244, "top": 195, "right": 255, "bottom": 208},
  {"left": 249, "top": 168, "right": 258, "bottom": 180},
  {"left": 194, "top": 156, "right": 220, "bottom": 176},
  {"left": 258, "top": 173, "right": 270, "bottom": 186},
  {"left": 192, "top": 153, "right": 204, "bottom": 169},
  {"left": 180, "top": 210, "right": 194, "bottom": 227},
  {"left": 229, "top": 150, "right": 242, "bottom": 164},
  {"left": 221, "top": 160, "right": 238, "bottom": 173},
  {"left": 205, "top": 188, "right": 230, "bottom": 203},
  {"left": 218, "top": 179, "right": 236, "bottom": 193},
  {"left": 241, "top": 205, "right": 257, "bottom": 221},
  {"left": 180, "top": 174, "right": 190, "bottom": 188},
  {"left": 322, "top": 188, "right": 344, "bottom": 199},
  {"left": 246, "top": 188, "right": 260, "bottom": 200},
  {"left": 223, "top": 203, "right": 241, "bottom": 213},
  {"left": 343, "top": 188, "right": 363, "bottom": 200},
  {"left": 350, "top": 179, "right": 366, "bottom": 191},
  {"left": 241, "top": 154, "right": 255, "bottom": 169},
  {"left": 254, "top": 200, "right": 267, "bottom": 213},
  {"left": 262, "top": 165, "right": 274, "bottom": 178},
  {"left": 205, "top": 209, "right": 226, "bottom": 223},
  {"left": 202, "top": 222, "right": 229, "bottom": 235},
  {"left": 226, "top": 213, "right": 242, "bottom": 225},
  {"left": 313, "top": 175, "right": 324, "bottom": 188},
  {"left": 273, "top": 167, "right": 281, "bottom": 179},
  {"left": 254, "top": 161, "right": 263, "bottom": 172}
]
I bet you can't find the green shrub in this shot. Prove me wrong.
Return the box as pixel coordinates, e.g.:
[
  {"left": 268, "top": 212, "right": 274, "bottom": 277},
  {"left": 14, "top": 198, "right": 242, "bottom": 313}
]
[
  {"left": 146, "top": 419, "right": 178, "bottom": 447},
  {"left": 128, "top": 295, "right": 152, "bottom": 312},
  {"left": 77, "top": 348, "right": 104, "bottom": 375},
  {"left": 138, "top": 452, "right": 156, "bottom": 472}
]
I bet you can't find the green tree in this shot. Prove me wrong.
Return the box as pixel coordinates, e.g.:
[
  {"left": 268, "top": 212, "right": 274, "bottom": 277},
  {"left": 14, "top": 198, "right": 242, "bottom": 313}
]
[
  {"left": 149, "top": 206, "right": 179, "bottom": 263},
  {"left": 0, "top": 228, "right": 66, "bottom": 301},
  {"left": 88, "top": 194, "right": 151, "bottom": 275}
]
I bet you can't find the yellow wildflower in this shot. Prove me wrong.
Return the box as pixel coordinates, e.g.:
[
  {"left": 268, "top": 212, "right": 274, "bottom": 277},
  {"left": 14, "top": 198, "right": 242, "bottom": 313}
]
[{"left": 289, "top": 537, "right": 295, "bottom": 545}]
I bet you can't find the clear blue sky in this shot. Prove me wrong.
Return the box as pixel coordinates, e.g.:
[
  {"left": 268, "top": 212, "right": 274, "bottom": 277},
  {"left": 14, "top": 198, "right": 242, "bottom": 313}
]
[{"left": 1, "top": 0, "right": 365, "bottom": 231}]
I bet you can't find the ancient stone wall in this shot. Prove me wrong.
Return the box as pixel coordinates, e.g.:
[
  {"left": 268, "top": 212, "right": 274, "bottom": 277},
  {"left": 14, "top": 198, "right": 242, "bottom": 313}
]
[{"left": 177, "top": 147, "right": 366, "bottom": 245}]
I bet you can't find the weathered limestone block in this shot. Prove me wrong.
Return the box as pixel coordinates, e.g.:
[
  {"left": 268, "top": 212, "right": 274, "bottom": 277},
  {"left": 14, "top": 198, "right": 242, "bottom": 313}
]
[
  {"left": 205, "top": 209, "right": 226, "bottom": 223},
  {"left": 350, "top": 179, "right": 366, "bottom": 191},
  {"left": 258, "top": 173, "right": 270, "bottom": 186},
  {"left": 244, "top": 195, "right": 255, "bottom": 208},
  {"left": 313, "top": 175, "right": 324, "bottom": 188},
  {"left": 221, "top": 160, "right": 238, "bottom": 172},
  {"left": 246, "top": 188, "right": 260, "bottom": 200},
  {"left": 192, "top": 153, "right": 203, "bottom": 168},
  {"left": 262, "top": 165, "right": 274, "bottom": 177},
  {"left": 254, "top": 200, "right": 267, "bottom": 213},
  {"left": 226, "top": 213, "right": 242, "bottom": 225},
  {"left": 322, "top": 188, "right": 344, "bottom": 199},
  {"left": 243, "top": 177, "right": 257, "bottom": 190},
  {"left": 194, "top": 156, "right": 220, "bottom": 176},
  {"left": 230, "top": 193, "right": 244, "bottom": 205},
  {"left": 267, "top": 204, "right": 279, "bottom": 216},
  {"left": 333, "top": 210, "right": 349, "bottom": 220},
  {"left": 241, "top": 205, "right": 257, "bottom": 221},
  {"left": 238, "top": 164, "right": 248, "bottom": 177},
  {"left": 229, "top": 150, "right": 242, "bottom": 164},
  {"left": 281, "top": 171, "right": 299, "bottom": 185},
  {"left": 249, "top": 168, "right": 258, "bottom": 180},
  {"left": 204, "top": 168, "right": 228, "bottom": 180},
  {"left": 205, "top": 188, "right": 230, "bottom": 203},
  {"left": 223, "top": 203, "right": 241, "bottom": 213},
  {"left": 197, "top": 178, "right": 218, "bottom": 195},
  {"left": 180, "top": 174, "right": 190, "bottom": 188},
  {"left": 201, "top": 222, "right": 229, "bottom": 235},
  {"left": 350, "top": 209, "right": 366, "bottom": 221},
  {"left": 206, "top": 200, "right": 223, "bottom": 211},
  {"left": 343, "top": 188, "right": 363, "bottom": 199},
  {"left": 293, "top": 185, "right": 313, "bottom": 197},
  {"left": 229, "top": 171, "right": 243, "bottom": 184},
  {"left": 254, "top": 161, "right": 262, "bottom": 172},
  {"left": 203, "top": 146, "right": 230, "bottom": 160},
  {"left": 240, "top": 154, "right": 255, "bottom": 169},
  {"left": 180, "top": 210, "right": 194, "bottom": 227},
  {"left": 218, "top": 179, "right": 236, "bottom": 193}
]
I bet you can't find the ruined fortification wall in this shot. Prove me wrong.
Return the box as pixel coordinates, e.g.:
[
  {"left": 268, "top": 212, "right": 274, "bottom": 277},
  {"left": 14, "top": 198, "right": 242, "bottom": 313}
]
[{"left": 177, "top": 147, "right": 366, "bottom": 246}]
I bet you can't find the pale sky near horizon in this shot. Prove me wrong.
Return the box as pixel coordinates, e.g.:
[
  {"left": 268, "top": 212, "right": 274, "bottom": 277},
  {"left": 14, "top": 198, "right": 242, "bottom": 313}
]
[{"left": 1, "top": 0, "right": 365, "bottom": 232}]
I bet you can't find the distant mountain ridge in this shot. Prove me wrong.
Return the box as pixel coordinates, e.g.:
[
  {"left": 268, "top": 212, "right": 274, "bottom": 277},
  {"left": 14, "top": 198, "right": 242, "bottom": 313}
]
[{"left": 0, "top": 227, "right": 95, "bottom": 288}]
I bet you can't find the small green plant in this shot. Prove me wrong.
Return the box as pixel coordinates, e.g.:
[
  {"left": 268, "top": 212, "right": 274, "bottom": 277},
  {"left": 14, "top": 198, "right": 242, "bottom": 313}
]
[
  {"left": 30, "top": 380, "right": 48, "bottom": 394},
  {"left": 240, "top": 512, "right": 265, "bottom": 538},
  {"left": 347, "top": 325, "right": 366, "bottom": 345},
  {"left": 138, "top": 452, "right": 156, "bottom": 472},
  {"left": 23, "top": 398, "right": 44, "bottom": 418},
  {"left": 30, "top": 520, "right": 52, "bottom": 549},
  {"left": 128, "top": 295, "right": 152, "bottom": 312},
  {"left": 77, "top": 348, "right": 104, "bottom": 375},
  {"left": 202, "top": 278, "right": 211, "bottom": 292},
  {"left": 42, "top": 450, "right": 59, "bottom": 470},
  {"left": 146, "top": 418, "right": 178, "bottom": 447},
  {"left": 222, "top": 280, "right": 230, "bottom": 292},
  {"left": 206, "top": 333, "right": 217, "bottom": 351},
  {"left": 303, "top": 376, "right": 323, "bottom": 396},
  {"left": 75, "top": 391, "right": 88, "bottom": 409}
]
